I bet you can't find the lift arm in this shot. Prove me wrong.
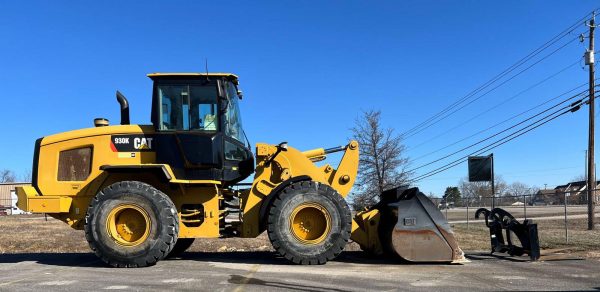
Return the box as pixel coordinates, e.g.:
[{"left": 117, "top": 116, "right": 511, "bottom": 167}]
[{"left": 239, "top": 140, "right": 359, "bottom": 237}]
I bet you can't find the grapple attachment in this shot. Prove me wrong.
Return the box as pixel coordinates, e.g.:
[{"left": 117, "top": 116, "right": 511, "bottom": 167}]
[{"left": 352, "top": 187, "right": 464, "bottom": 262}]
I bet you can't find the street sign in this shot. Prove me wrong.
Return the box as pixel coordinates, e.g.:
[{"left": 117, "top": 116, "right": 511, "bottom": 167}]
[{"left": 468, "top": 155, "right": 493, "bottom": 182}]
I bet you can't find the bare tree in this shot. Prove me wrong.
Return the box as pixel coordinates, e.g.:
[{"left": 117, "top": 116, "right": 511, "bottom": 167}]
[
  {"left": 507, "top": 181, "right": 531, "bottom": 197},
  {"left": 427, "top": 191, "right": 437, "bottom": 199},
  {"left": 458, "top": 175, "right": 507, "bottom": 206},
  {"left": 529, "top": 185, "right": 540, "bottom": 195},
  {"left": 350, "top": 110, "right": 411, "bottom": 210},
  {"left": 459, "top": 179, "right": 487, "bottom": 206},
  {"left": 21, "top": 169, "right": 32, "bottom": 183},
  {"left": 0, "top": 169, "right": 16, "bottom": 183}
]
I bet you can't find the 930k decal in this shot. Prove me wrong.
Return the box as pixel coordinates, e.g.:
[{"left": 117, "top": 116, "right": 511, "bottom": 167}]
[{"left": 110, "top": 135, "right": 155, "bottom": 152}]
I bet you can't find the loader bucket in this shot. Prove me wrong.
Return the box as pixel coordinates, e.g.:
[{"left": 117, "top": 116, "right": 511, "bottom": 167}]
[{"left": 379, "top": 187, "right": 464, "bottom": 262}]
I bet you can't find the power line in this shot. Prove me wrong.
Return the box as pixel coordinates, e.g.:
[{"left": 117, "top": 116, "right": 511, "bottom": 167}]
[
  {"left": 409, "top": 97, "right": 586, "bottom": 173},
  {"left": 411, "top": 106, "right": 579, "bottom": 183},
  {"left": 408, "top": 92, "right": 588, "bottom": 173},
  {"left": 410, "top": 81, "right": 595, "bottom": 162},
  {"left": 404, "top": 34, "right": 582, "bottom": 140},
  {"left": 409, "top": 59, "right": 586, "bottom": 156},
  {"left": 402, "top": 33, "right": 583, "bottom": 138},
  {"left": 401, "top": 11, "right": 594, "bottom": 138},
  {"left": 409, "top": 97, "right": 588, "bottom": 182}
]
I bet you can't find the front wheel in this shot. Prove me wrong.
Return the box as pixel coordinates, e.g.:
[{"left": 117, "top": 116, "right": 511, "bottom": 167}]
[
  {"left": 84, "top": 181, "right": 179, "bottom": 268},
  {"left": 267, "top": 181, "right": 352, "bottom": 265}
]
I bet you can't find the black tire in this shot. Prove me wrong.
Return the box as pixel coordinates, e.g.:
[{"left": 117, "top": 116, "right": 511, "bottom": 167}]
[
  {"left": 267, "top": 181, "right": 352, "bottom": 265},
  {"left": 84, "top": 181, "right": 179, "bottom": 268},
  {"left": 166, "top": 238, "right": 195, "bottom": 258}
]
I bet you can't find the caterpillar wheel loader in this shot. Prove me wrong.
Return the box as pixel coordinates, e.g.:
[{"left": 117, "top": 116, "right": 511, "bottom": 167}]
[{"left": 16, "top": 73, "right": 463, "bottom": 267}]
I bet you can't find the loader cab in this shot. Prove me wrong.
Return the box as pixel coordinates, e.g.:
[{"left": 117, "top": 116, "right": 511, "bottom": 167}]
[{"left": 148, "top": 73, "right": 254, "bottom": 184}]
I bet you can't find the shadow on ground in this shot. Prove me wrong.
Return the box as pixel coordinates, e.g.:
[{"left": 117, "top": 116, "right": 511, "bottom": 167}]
[
  {"left": 466, "top": 251, "right": 584, "bottom": 262},
  {"left": 0, "top": 252, "right": 104, "bottom": 267},
  {"left": 180, "top": 251, "right": 413, "bottom": 265},
  {"left": 227, "top": 274, "right": 349, "bottom": 292},
  {"left": 1, "top": 250, "right": 578, "bottom": 268},
  {"left": 0, "top": 250, "right": 464, "bottom": 268}
]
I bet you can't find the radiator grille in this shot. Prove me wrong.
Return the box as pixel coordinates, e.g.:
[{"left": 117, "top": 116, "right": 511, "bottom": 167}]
[{"left": 57, "top": 147, "right": 92, "bottom": 181}]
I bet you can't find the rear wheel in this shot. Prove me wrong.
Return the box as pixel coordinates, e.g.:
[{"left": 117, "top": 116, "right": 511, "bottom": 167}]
[
  {"left": 167, "top": 238, "right": 195, "bottom": 258},
  {"left": 267, "top": 181, "right": 351, "bottom": 265},
  {"left": 85, "top": 181, "right": 179, "bottom": 268}
]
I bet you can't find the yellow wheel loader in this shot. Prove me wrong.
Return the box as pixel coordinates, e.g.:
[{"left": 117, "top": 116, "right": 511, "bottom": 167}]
[{"left": 16, "top": 73, "right": 463, "bottom": 267}]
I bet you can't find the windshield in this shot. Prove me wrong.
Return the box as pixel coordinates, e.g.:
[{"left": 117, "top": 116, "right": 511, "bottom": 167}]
[
  {"left": 224, "top": 82, "right": 247, "bottom": 144},
  {"left": 158, "top": 84, "right": 218, "bottom": 131}
]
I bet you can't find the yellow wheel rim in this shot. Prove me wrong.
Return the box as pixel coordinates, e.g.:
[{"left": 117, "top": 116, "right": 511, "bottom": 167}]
[
  {"left": 289, "top": 203, "right": 331, "bottom": 245},
  {"left": 106, "top": 204, "right": 151, "bottom": 246}
]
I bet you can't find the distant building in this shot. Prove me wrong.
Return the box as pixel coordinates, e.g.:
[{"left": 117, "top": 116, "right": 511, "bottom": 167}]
[
  {"left": 531, "top": 180, "right": 600, "bottom": 205},
  {"left": 531, "top": 189, "right": 559, "bottom": 205},
  {"left": 0, "top": 182, "right": 30, "bottom": 215},
  {"left": 554, "top": 180, "right": 600, "bottom": 205}
]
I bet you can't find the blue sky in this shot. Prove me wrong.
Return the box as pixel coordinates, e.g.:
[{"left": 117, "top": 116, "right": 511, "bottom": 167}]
[{"left": 0, "top": 1, "right": 598, "bottom": 196}]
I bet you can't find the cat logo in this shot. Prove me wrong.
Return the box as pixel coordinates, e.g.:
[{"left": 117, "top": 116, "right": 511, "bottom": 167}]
[{"left": 134, "top": 137, "right": 153, "bottom": 150}]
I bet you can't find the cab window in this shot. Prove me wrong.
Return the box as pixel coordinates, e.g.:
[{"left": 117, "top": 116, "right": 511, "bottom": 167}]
[
  {"left": 224, "top": 82, "right": 246, "bottom": 143},
  {"left": 158, "top": 85, "right": 218, "bottom": 131}
]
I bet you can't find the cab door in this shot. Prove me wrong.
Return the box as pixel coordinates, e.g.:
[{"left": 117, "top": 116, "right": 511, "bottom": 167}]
[
  {"left": 221, "top": 81, "right": 254, "bottom": 183},
  {"left": 153, "top": 81, "right": 224, "bottom": 180}
]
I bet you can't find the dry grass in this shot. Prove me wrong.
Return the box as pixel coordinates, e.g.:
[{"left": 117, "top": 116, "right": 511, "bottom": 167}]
[
  {"left": 0, "top": 215, "right": 598, "bottom": 258},
  {"left": 0, "top": 215, "right": 89, "bottom": 253},
  {"left": 0, "top": 215, "right": 278, "bottom": 254}
]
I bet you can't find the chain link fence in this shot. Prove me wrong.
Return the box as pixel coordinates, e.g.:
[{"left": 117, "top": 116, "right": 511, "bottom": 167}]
[{"left": 431, "top": 188, "right": 600, "bottom": 243}]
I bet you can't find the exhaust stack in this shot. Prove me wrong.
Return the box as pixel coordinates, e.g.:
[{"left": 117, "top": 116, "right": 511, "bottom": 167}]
[{"left": 116, "top": 91, "right": 130, "bottom": 125}]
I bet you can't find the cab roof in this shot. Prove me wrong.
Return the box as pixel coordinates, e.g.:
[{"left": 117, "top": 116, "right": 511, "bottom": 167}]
[{"left": 147, "top": 72, "right": 239, "bottom": 83}]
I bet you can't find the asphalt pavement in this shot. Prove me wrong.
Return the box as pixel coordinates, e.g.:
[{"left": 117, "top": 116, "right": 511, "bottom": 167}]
[{"left": 0, "top": 251, "right": 598, "bottom": 291}]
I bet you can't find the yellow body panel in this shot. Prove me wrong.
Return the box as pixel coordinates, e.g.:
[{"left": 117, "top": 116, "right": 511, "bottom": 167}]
[
  {"left": 28, "top": 197, "right": 72, "bottom": 213},
  {"left": 16, "top": 186, "right": 38, "bottom": 211},
  {"left": 37, "top": 124, "right": 155, "bottom": 201},
  {"left": 171, "top": 186, "right": 220, "bottom": 238},
  {"left": 41, "top": 125, "right": 154, "bottom": 146},
  {"left": 16, "top": 186, "right": 72, "bottom": 213}
]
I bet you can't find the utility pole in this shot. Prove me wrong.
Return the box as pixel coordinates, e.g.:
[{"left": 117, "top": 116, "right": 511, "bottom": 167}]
[
  {"left": 586, "top": 11, "right": 596, "bottom": 230},
  {"left": 490, "top": 154, "right": 495, "bottom": 209}
]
